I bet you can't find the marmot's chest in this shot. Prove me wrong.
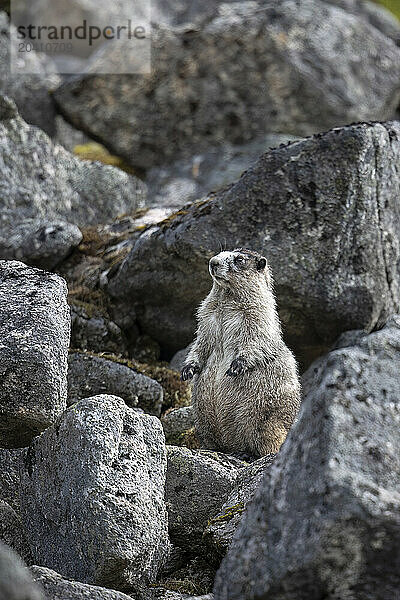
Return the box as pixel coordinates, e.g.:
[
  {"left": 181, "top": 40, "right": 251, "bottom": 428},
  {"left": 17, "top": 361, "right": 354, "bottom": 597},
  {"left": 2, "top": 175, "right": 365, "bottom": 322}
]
[{"left": 206, "top": 308, "right": 242, "bottom": 351}]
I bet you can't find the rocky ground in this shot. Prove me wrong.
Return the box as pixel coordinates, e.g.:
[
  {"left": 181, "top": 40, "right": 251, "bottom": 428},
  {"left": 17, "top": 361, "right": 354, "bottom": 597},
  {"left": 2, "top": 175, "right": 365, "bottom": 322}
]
[{"left": 0, "top": 1, "right": 400, "bottom": 599}]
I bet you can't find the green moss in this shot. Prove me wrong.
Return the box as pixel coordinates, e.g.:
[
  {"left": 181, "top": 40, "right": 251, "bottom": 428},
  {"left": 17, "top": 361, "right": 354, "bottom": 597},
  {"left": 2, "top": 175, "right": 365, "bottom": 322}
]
[
  {"left": 166, "top": 427, "right": 200, "bottom": 449},
  {"left": 374, "top": 0, "right": 400, "bottom": 20},
  {"left": 73, "top": 142, "right": 139, "bottom": 175},
  {"left": 208, "top": 502, "right": 245, "bottom": 526}
]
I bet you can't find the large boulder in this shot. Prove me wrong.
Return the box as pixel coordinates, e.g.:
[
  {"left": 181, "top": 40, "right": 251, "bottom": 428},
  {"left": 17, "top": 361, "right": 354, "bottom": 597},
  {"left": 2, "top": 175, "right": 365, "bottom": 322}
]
[
  {"left": 20, "top": 395, "right": 170, "bottom": 593},
  {"left": 107, "top": 121, "right": 400, "bottom": 366},
  {"left": 146, "top": 134, "right": 299, "bottom": 212},
  {"left": 165, "top": 446, "right": 241, "bottom": 551},
  {"left": 0, "top": 219, "right": 82, "bottom": 270},
  {"left": 54, "top": 0, "right": 400, "bottom": 169},
  {"left": 0, "top": 543, "right": 43, "bottom": 600},
  {"left": 70, "top": 304, "right": 128, "bottom": 355},
  {"left": 0, "top": 261, "right": 69, "bottom": 447},
  {"left": 214, "top": 316, "right": 400, "bottom": 600},
  {"left": 67, "top": 353, "right": 164, "bottom": 416},
  {"left": 0, "top": 448, "right": 24, "bottom": 512},
  {"left": 162, "top": 406, "right": 195, "bottom": 443},
  {"left": 0, "top": 95, "right": 146, "bottom": 236},
  {"left": 324, "top": 0, "right": 400, "bottom": 44},
  {"left": 203, "top": 455, "right": 275, "bottom": 562},
  {"left": 0, "top": 501, "right": 31, "bottom": 564},
  {"left": 30, "top": 567, "right": 136, "bottom": 600}
]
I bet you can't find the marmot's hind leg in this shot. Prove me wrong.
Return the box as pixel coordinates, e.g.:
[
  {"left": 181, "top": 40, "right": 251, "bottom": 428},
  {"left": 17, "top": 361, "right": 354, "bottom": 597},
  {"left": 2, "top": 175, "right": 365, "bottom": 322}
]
[{"left": 194, "top": 419, "right": 221, "bottom": 452}]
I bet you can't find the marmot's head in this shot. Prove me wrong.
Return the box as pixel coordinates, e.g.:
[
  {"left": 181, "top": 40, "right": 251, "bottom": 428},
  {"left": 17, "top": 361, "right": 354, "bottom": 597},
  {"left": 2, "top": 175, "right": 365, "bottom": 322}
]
[{"left": 209, "top": 248, "right": 271, "bottom": 289}]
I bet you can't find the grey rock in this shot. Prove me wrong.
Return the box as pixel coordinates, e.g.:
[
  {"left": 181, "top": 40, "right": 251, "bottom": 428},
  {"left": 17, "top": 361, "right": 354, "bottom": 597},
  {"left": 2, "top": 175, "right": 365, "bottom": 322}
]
[
  {"left": 162, "top": 406, "right": 194, "bottom": 440},
  {"left": 0, "top": 501, "right": 31, "bottom": 564},
  {"left": 214, "top": 316, "right": 400, "bottom": 600},
  {"left": 204, "top": 455, "right": 275, "bottom": 561},
  {"left": 30, "top": 566, "right": 135, "bottom": 600},
  {"left": 160, "top": 555, "right": 216, "bottom": 598},
  {"left": 20, "top": 395, "right": 170, "bottom": 593},
  {"left": 0, "top": 261, "right": 69, "bottom": 447},
  {"left": 54, "top": 115, "right": 90, "bottom": 152},
  {"left": 70, "top": 304, "right": 128, "bottom": 355},
  {"left": 0, "top": 219, "right": 82, "bottom": 270},
  {"left": 154, "top": 0, "right": 252, "bottom": 27},
  {"left": 54, "top": 1, "right": 400, "bottom": 168},
  {"left": 0, "top": 448, "right": 24, "bottom": 512},
  {"left": 0, "top": 12, "right": 60, "bottom": 137},
  {"left": 165, "top": 446, "right": 240, "bottom": 551},
  {"left": 169, "top": 347, "right": 190, "bottom": 373},
  {"left": 18, "top": 0, "right": 242, "bottom": 34},
  {"left": 323, "top": 0, "right": 400, "bottom": 44},
  {"left": 108, "top": 121, "right": 400, "bottom": 368},
  {"left": 0, "top": 95, "right": 146, "bottom": 232},
  {"left": 146, "top": 135, "right": 300, "bottom": 212},
  {"left": 67, "top": 353, "right": 164, "bottom": 416},
  {"left": 0, "top": 542, "right": 43, "bottom": 600}
]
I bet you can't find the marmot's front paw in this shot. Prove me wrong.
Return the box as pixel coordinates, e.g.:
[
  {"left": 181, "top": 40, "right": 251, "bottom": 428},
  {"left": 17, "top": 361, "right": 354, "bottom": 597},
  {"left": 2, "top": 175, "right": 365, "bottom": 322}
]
[
  {"left": 181, "top": 363, "right": 199, "bottom": 381},
  {"left": 226, "top": 357, "right": 247, "bottom": 377}
]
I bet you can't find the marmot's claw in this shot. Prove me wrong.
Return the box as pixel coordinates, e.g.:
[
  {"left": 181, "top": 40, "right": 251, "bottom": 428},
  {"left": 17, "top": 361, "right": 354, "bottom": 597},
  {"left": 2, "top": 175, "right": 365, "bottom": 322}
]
[
  {"left": 181, "top": 364, "right": 198, "bottom": 381},
  {"left": 226, "top": 358, "right": 246, "bottom": 377}
]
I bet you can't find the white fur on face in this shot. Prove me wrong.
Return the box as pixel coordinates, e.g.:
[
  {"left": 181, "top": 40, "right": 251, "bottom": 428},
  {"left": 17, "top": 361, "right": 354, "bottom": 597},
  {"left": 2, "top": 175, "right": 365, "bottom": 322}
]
[
  {"left": 209, "top": 250, "right": 249, "bottom": 283},
  {"left": 209, "top": 251, "right": 236, "bottom": 282}
]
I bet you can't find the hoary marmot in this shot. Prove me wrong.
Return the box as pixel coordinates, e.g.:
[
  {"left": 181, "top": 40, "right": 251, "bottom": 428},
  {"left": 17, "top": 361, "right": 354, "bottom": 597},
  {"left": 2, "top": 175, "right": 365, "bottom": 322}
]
[{"left": 181, "top": 248, "right": 301, "bottom": 457}]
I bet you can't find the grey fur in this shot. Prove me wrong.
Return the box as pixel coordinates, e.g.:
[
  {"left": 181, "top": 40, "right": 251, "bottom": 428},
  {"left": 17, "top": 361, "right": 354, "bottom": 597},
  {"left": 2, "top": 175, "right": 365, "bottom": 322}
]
[{"left": 182, "top": 249, "right": 301, "bottom": 457}]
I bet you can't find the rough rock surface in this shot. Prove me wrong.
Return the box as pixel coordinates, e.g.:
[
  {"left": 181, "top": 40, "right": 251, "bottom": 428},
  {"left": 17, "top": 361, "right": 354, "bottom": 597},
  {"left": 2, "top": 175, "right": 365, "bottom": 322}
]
[
  {"left": 108, "top": 121, "right": 400, "bottom": 366},
  {"left": 0, "top": 219, "right": 82, "bottom": 270},
  {"left": 214, "top": 316, "right": 400, "bottom": 600},
  {"left": 0, "top": 12, "right": 60, "bottom": 137},
  {"left": 67, "top": 353, "right": 164, "bottom": 416},
  {"left": 54, "top": 115, "right": 91, "bottom": 152},
  {"left": 0, "top": 95, "right": 146, "bottom": 232},
  {"left": 146, "top": 134, "right": 299, "bottom": 212},
  {"left": 0, "top": 542, "right": 43, "bottom": 600},
  {"left": 0, "top": 448, "right": 24, "bottom": 512},
  {"left": 54, "top": 0, "right": 400, "bottom": 168},
  {"left": 20, "top": 395, "right": 170, "bottom": 593},
  {"left": 204, "top": 455, "right": 275, "bottom": 561},
  {"left": 0, "top": 501, "right": 31, "bottom": 564},
  {"left": 0, "top": 261, "right": 69, "bottom": 447},
  {"left": 162, "top": 406, "right": 194, "bottom": 441},
  {"left": 70, "top": 304, "right": 128, "bottom": 355},
  {"left": 30, "top": 567, "right": 136, "bottom": 600},
  {"left": 165, "top": 446, "right": 241, "bottom": 551},
  {"left": 324, "top": 0, "right": 400, "bottom": 44}
]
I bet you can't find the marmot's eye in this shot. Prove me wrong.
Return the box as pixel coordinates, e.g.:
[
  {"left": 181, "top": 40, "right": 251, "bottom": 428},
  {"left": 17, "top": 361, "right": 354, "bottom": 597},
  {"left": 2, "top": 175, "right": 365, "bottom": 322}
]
[{"left": 234, "top": 255, "right": 245, "bottom": 264}]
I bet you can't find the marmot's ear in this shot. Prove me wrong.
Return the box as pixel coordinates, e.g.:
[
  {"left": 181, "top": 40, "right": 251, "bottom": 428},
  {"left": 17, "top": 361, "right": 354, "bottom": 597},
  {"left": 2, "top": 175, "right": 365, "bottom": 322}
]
[{"left": 257, "top": 257, "right": 267, "bottom": 271}]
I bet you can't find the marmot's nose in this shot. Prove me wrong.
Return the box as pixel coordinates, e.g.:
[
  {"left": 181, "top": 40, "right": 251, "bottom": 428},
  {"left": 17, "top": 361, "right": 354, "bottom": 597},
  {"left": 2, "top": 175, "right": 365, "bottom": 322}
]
[{"left": 210, "top": 257, "right": 220, "bottom": 272}]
